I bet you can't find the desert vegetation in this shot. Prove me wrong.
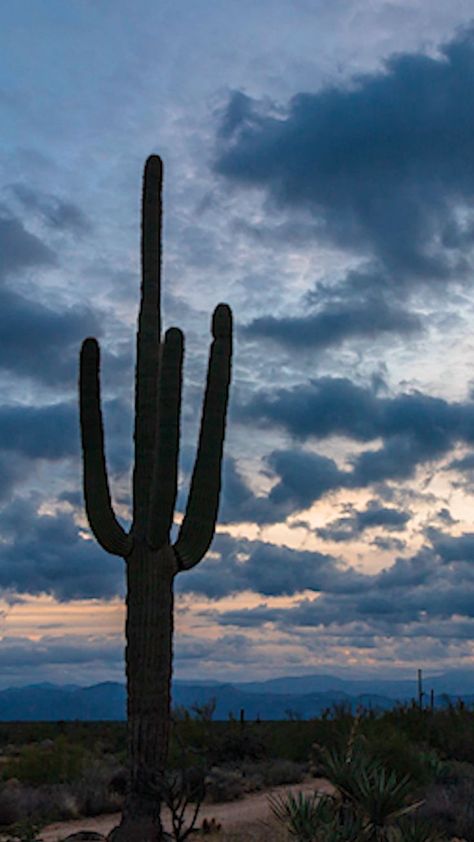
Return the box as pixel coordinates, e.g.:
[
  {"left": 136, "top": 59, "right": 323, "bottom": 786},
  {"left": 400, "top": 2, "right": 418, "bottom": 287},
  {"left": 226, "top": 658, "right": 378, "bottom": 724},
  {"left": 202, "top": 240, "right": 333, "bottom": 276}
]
[{"left": 0, "top": 702, "right": 473, "bottom": 839}]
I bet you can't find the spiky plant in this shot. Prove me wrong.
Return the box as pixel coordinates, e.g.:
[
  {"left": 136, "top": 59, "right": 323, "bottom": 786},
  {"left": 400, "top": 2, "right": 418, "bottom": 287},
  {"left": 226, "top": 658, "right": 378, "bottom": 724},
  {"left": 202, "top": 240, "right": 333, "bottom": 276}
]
[
  {"left": 79, "top": 156, "right": 232, "bottom": 841},
  {"left": 268, "top": 790, "right": 335, "bottom": 842}
]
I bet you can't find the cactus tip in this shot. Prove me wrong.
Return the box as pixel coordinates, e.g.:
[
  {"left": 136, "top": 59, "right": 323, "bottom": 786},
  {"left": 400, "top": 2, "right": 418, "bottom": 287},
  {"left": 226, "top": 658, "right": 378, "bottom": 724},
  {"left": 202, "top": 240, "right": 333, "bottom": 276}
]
[
  {"left": 81, "top": 337, "right": 99, "bottom": 357},
  {"left": 212, "top": 303, "right": 232, "bottom": 339},
  {"left": 145, "top": 154, "right": 163, "bottom": 179},
  {"left": 165, "top": 326, "right": 184, "bottom": 346}
]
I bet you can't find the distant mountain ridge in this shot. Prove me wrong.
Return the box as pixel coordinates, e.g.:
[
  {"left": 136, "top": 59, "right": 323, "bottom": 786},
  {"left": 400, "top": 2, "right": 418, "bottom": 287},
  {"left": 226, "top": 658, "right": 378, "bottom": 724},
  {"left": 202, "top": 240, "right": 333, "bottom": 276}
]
[{"left": 0, "top": 670, "right": 472, "bottom": 721}]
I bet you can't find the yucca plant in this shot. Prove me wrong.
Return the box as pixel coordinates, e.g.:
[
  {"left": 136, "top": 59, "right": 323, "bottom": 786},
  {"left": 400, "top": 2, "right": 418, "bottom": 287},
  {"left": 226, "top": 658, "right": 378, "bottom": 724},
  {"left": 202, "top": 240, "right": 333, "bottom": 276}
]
[
  {"left": 315, "top": 727, "right": 426, "bottom": 842},
  {"left": 389, "top": 815, "right": 447, "bottom": 842},
  {"left": 317, "top": 742, "right": 377, "bottom": 803},
  {"left": 268, "top": 791, "right": 336, "bottom": 842},
  {"left": 349, "top": 764, "right": 423, "bottom": 841}
]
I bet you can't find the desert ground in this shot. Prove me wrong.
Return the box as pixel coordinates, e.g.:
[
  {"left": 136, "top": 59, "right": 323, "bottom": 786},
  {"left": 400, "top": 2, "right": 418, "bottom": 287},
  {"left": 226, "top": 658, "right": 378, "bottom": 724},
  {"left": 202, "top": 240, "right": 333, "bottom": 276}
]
[{"left": 38, "top": 779, "right": 335, "bottom": 841}]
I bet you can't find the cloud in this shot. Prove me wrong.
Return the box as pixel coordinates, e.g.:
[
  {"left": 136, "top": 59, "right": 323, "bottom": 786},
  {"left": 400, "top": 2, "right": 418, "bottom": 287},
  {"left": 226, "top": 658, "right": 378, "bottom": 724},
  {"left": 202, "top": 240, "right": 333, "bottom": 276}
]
[
  {"left": 242, "top": 291, "right": 421, "bottom": 351},
  {"left": 0, "top": 283, "right": 101, "bottom": 385},
  {"left": 0, "top": 634, "right": 122, "bottom": 670},
  {"left": 214, "top": 28, "right": 474, "bottom": 282},
  {"left": 0, "top": 403, "right": 77, "bottom": 460},
  {"left": 0, "top": 211, "right": 100, "bottom": 385},
  {"left": 212, "top": 530, "right": 474, "bottom": 635},
  {"left": 218, "top": 451, "right": 346, "bottom": 525},
  {"left": 177, "top": 532, "right": 365, "bottom": 599},
  {"left": 9, "top": 184, "right": 92, "bottom": 234},
  {"left": 0, "top": 497, "right": 124, "bottom": 600},
  {"left": 0, "top": 395, "right": 132, "bottom": 503},
  {"left": 239, "top": 377, "right": 474, "bottom": 495},
  {"left": 317, "top": 500, "right": 410, "bottom": 542},
  {"left": 0, "top": 213, "right": 56, "bottom": 277},
  {"left": 0, "top": 452, "right": 32, "bottom": 503}
]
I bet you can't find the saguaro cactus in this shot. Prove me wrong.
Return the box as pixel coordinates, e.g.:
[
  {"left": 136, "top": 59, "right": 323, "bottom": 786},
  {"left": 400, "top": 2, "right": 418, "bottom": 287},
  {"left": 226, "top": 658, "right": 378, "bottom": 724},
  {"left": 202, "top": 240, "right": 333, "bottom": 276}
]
[{"left": 79, "top": 155, "right": 232, "bottom": 841}]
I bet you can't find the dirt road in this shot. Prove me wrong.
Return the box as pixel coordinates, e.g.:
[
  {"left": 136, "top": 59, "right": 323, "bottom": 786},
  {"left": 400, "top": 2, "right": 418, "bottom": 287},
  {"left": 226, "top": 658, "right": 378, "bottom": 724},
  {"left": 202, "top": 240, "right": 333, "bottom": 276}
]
[{"left": 39, "top": 779, "right": 336, "bottom": 841}]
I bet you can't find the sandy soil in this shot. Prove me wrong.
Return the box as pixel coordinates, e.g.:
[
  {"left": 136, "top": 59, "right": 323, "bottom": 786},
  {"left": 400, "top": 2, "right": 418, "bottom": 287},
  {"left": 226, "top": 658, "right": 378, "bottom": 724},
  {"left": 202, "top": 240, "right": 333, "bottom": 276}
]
[{"left": 39, "top": 778, "right": 336, "bottom": 841}]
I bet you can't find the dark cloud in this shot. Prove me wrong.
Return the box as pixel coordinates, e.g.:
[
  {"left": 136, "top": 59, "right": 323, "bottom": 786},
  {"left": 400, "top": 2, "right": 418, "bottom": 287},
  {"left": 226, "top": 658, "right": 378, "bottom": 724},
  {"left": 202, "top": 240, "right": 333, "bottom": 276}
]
[
  {"left": 0, "top": 403, "right": 77, "bottom": 460},
  {"left": 317, "top": 500, "right": 410, "bottom": 542},
  {"left": 0, "top": 211, "right": 100, "bottom": 385},
  {"left": 0, "top": 282, "right": 99, "bottom": 384},
  {"left": 239, "top": 377, "right": 474, "bottom": 496},
  {"left": 0, "top": 396, "right": 131, "bottom": 503},
  {"left": 243, "top": 275, "right": 422, "bottom": 351},
  {"left": 428, "top": 529, "right": 474, "bottom": 564},
  {"left": 177, "top": 532, "right": 365, "bottom": 599},
  {"left": 0, "top": 497, "right": 124, "bottom": 600},
  {"left": 213, "top": 531, "right": 474, "bottom": 633},
  {"left": 371, "top": 535, "right": 406, "bottom": 552},
  {"left": 10, "top": 184, "right": 92, "bottom": 234},
  {"left": 0, "top": 214, "right": 56, "bottom": 277},
  {"left": 264, "top": 449, "right": 345, "bottom": 516},
  {"left": 215, "top": 29, "right": 474, "bottom": 282},
  {"left": 240, "top": 377, "right": 380, "bottom": 440},
  {"left": 0, "top": 452, "right": 32, "bottom": 503},
  {"left": 0, "top": 635, "right": 122, "bottom": 670},
  {"left": 218, "top": 450, "right": 346, "bottom": 525}
]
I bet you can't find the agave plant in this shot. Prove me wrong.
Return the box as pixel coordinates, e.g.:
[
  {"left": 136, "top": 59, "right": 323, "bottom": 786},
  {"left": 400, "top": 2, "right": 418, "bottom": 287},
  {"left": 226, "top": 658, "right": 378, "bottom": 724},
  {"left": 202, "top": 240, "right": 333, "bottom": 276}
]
[
  {"left": 268, "top": 790, "right": 336, "bottom": 842},
  {"left": 317, "top": 742, "right": 379, "bottom": 803},
  {"left": 389, "top": 816, "right": 447, "bottom": 842},
  {"left": 350, "top": 763, "right": 422, "bottom": 839},
  {"left": 315, "top": 729, "right": 427, "bottom": 842},
  {"left": 325, "top": 805, "right": 368, "bottom": 842}
]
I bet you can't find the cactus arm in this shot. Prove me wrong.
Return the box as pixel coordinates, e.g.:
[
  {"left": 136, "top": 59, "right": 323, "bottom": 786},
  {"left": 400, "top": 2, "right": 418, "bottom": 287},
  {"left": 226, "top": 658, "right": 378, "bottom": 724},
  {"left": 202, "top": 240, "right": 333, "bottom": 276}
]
[
  {"left": 174, "top": 303, "right": 232, "bottom": 570},
  {"left": 133, "top": 155, "right": 163, "bottom": 535},
  {"left": 147, "top": 327, "right": 184, "bottom": 550},
  {"left": 79, "top": 338, "right": 133, "bottom": 557}
]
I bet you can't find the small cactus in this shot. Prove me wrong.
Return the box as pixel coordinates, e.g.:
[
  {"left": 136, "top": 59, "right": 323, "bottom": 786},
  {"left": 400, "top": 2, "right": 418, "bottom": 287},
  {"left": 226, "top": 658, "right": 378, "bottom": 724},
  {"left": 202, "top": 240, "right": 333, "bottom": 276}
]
[{"left": 79, "top": 156, "right": 232, "bottom": 841}]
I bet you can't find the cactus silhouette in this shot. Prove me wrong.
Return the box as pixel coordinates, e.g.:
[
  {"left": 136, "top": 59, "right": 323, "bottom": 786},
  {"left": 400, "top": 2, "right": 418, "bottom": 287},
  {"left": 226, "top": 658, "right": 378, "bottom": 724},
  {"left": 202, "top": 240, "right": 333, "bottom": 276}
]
[{"left": 79, "top": 155, "right": 232, "bottom": 841}]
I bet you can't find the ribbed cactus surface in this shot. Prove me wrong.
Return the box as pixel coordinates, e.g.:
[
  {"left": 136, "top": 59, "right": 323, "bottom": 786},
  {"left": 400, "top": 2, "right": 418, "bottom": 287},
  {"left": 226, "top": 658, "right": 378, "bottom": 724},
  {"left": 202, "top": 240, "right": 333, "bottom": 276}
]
[{"left": 79, "top": 156, "right": 232, "bottom": 841}]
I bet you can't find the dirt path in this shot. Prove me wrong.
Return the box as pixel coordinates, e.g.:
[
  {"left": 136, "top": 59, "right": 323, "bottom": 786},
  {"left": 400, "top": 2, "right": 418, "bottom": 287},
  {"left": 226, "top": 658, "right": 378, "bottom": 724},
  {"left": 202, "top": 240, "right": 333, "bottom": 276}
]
[{"left": 39, "top": 779, "right": 336, "bottom": 841}]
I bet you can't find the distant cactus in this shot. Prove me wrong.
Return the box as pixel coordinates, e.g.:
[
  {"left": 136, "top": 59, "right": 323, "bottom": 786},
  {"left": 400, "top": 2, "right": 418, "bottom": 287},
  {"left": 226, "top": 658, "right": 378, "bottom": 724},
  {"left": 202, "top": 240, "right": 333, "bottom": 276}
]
[{"left": 79, "top": 156, "right": 232, "bottom": 841}]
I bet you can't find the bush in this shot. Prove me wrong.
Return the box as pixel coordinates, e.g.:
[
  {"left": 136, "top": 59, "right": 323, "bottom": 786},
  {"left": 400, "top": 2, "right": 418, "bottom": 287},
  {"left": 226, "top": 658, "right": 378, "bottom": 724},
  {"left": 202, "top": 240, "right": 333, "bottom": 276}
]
[
  {"left": 71, "top": 758, "right": 123, "bottom": 817},
  {"left": 204, "top": 767, "right": 245, "bottom": 802},
  {"left": 363, "top": 730, "right": 439, "bottom": 786},
  {"left": 260, "top": 759, "right": 305, "bottom": 787},
  {"left": 1, "top": 738, "right": 90, "bottom": 786},
  {"left": 419, "top": 778, "right": 474, "bottom": 841},
  {"left": 208, "top": 725, "right": 267, "bottom": 765}
]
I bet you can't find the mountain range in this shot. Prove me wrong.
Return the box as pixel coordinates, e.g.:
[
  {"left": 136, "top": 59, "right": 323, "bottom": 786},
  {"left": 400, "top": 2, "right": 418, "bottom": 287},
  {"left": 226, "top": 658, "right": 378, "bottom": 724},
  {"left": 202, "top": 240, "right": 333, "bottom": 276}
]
[{"left": 0, "top": 670, "right": 472, "bottom": 720}]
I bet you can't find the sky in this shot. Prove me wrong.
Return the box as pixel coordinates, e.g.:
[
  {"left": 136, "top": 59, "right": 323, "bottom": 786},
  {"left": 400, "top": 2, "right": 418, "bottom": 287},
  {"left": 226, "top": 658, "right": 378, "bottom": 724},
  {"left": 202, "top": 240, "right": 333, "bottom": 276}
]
[{"left": 1, "top": 0, "right": 474, "bottom": 688}]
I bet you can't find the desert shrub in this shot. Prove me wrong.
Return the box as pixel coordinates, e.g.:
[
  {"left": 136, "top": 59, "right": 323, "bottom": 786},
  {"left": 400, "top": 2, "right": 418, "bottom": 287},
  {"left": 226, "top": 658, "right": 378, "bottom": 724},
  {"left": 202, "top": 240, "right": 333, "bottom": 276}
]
[
  {"left": 0, "top": 783, "right": 24, "bottom": 825},
  {"left": 207, "top": 725, "right": 267, "bottom": 765},
  {"left": 2, "top": 821, "right": 45, "bottom": 842},
  {"left": 429, "top": 709, "right": 474, "bottom": 765},
  {"left": 71, "top": 757, "right": 123, "bottom": 816},
  {"left": 0, "top": 782, "right": 52, "bottom": 827},
  {"left": 259, "top": 720, "right": 321, "bottom": 764},
  {"left": 236, "top": 759, "right": 305, "bottom": 793},
  {"left": 204, "top": 767, "right": 245, "bottom": 802},
  {"left": 2, "top": 737, "right": 90, "bottom": 785},
  {"left": 362, "top": 730, "right": 439, "bottom": 787},
  {"left": 0, "top": 781, "right": 83, "bottom": 828},
  {"left": 435, "top": 758, "right": 474, "bottom": 785},
  {"left": 260, "top": 759, "right": 305, "bottom": 787},
  {"left": 419, "top": 777, "right": 474, "bottom": 841}
]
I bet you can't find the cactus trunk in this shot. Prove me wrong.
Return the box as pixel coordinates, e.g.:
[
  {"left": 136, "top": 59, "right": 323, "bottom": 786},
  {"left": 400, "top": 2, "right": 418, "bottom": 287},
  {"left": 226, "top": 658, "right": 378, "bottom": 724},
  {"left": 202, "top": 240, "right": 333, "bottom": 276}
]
[
  {"left": 110, "top": 544, "right": 175, "bottom": 840},
  {"left": 79, "top": 156, "right": 232, "bottom": 840}
]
